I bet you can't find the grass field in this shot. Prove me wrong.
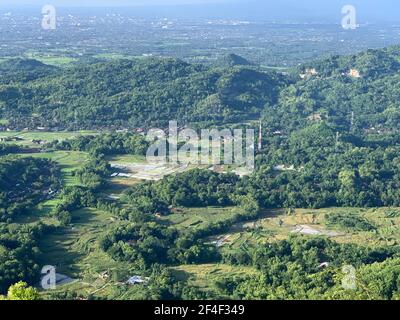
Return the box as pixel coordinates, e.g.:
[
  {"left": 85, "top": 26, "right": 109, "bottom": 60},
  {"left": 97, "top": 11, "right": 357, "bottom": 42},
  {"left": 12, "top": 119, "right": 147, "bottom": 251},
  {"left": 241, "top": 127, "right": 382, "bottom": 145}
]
[
  {"left": 1, "top": 131, "right": 93, "bottom": 186},
  {"left": 107, "top": 154, "right": 146, "bottom": 164},
  {"left": 0, "top": 131, "right": 97, "bottom": 146},
  {"left": 18, "top": 150, "right": 88, "bottom": 187},
  {"left": 12, "top": 198, "right": 61, "bottom": 225},
  {"left": 24, "top": 53, "right": 78, "bottom": 66},
  {"left": 35, "top": 206, "right": 247, "bottom": 299},
  {"left": 12, "top": 150, "right": 89, "bottom": 226},
  {"left": 1, "top": 148, "right": 88, "bottom": 231}
]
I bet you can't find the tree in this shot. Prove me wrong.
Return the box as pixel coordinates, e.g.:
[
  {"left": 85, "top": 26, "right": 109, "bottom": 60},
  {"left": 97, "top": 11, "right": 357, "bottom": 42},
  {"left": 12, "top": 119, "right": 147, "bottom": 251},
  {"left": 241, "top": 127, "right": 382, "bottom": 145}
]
[{"left": 1, "top": 282, "right": 40, "bottom": 300}]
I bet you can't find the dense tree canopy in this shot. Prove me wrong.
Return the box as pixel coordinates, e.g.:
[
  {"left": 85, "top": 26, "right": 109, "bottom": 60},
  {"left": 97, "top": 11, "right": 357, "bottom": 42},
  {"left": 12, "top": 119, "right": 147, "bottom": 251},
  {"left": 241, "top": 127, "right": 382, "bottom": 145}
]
[
  {"left": 0, "top": 58, "right": 286, "bottom": 130},
  {"left": 0, "top": 156, "right": 61, "bottom": 222},
  {"left": 2, "top": 46, "right": 400, "bottom": 300}
]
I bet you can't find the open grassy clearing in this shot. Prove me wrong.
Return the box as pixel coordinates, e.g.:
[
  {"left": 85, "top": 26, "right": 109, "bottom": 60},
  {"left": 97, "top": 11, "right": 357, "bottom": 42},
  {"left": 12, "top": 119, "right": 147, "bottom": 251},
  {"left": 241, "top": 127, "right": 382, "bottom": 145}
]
[
  {"left": 24, "top": 52, "right": 78, "bottom": 66},
  {"left": 11, "top": 150, "right": 89, "bottom": 226},
  {"left": 12, "top": 198, "right": 62, "bottom": 226},
  {"left": 0, "top": 130, "right": 97, "bottom": 147},
  {"left": 36, "top": 206, "right": 249, "bottom": 298},
  {"left": 18, "top": 150, "right": 89, "bottom": 187},
  {"left": 103, "top": 177, "right": 142, "bottom": 199},
  {"left": 107, "top": 154, "right": 146, "bottom": 164}
]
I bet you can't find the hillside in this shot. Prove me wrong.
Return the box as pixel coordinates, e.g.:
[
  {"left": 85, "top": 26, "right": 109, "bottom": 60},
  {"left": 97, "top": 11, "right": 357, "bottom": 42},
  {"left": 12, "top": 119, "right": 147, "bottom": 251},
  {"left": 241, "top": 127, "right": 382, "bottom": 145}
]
[
  {"left": 0, "top": 57, "right": 286, "bottom": 130},
  {"left": 1, "top": 46, "right": 400, "bottom": 133},
  {"left": 214, "top": 54, "right": 253, "bottom": 68},
  {"left": 263, "top": 46, "right": 400, "bottom": 134},
  {"left": 0, "top": 58, "right": 59, "bottom": 84},
  {"left": 298, "top": 46, "right": 400, "bottom": 79}
]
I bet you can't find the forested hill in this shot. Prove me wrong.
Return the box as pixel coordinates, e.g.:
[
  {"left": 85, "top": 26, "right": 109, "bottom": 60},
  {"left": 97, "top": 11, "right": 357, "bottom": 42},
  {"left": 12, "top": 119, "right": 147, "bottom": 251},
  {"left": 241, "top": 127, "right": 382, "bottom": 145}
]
[
  {"left": 214, "top": 53, "right": 253, "bottom": 68},
  {"left": 1, "top": 46, "right": 400, "bottom": 131},
  {"left": 0, "top": 58, "right": 59, "bottom": 84},
  {"left": 298, "top": 46, "right": 400, "bottom": 79},
  {"left": 265, "top": 45, "right": 400, "bottom": 134},
  {"left": 0, "top": 57, "right": 286, "bottom": 130}
]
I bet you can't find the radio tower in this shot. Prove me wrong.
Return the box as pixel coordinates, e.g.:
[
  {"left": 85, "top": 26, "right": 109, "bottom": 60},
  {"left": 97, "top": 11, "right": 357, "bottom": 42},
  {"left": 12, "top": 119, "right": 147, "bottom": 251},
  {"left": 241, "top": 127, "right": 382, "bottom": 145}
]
[{"left": 258, "top": 120, "right": 263, "bottom": 151}]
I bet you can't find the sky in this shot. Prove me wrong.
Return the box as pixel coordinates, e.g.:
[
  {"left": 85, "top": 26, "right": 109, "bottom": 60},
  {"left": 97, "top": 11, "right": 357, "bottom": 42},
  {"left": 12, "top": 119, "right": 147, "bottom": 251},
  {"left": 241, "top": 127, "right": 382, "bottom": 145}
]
[
  {"left": 1, "top": 0, "right": 231, "bottom": 6},
  {"left": 1, "top": 0, "right": 399, "bottom": 23}
]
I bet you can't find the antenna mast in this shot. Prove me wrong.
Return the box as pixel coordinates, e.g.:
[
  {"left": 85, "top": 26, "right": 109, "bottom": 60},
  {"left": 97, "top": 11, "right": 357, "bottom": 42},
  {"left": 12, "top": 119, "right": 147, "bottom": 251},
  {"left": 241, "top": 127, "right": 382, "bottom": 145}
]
[{"left": 258, "top": 120, "right": 262, "bottom": 151}]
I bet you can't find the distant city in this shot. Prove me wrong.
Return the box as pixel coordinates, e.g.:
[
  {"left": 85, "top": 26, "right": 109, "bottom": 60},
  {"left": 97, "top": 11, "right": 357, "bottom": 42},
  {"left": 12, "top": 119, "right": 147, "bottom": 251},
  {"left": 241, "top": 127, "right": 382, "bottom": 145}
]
[{"left": 1, "top": 8, "right": 400, "bottom": 67}]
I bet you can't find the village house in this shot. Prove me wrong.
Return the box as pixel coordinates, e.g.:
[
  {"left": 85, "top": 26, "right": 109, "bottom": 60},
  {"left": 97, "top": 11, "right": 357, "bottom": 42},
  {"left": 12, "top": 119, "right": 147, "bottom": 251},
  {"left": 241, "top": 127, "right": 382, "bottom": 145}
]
[
  {"left": 300, "top": 68, "right": 318, "bottom": 79},
  {"left": 348, "top": 69, "right": 361, "bottom": 78}
]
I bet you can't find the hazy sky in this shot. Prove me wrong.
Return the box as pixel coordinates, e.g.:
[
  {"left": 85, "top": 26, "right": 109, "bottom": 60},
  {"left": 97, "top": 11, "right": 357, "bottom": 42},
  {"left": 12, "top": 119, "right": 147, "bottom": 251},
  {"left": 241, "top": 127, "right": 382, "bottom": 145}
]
[
  {"left": 1, "top": 0, "right": 231, "bottom": 6},
  {"left": 1, "top": 0, "right": 399, "bottom": 23},
  {"left": 1, "top": 0, "right": 398, "bottom": 7}
]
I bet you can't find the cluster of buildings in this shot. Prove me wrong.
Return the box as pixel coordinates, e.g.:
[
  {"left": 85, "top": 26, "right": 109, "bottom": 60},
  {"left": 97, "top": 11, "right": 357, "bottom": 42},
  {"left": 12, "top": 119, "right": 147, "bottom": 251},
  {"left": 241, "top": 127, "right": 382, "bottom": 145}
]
[{"left": 300, "top": 67, "right": 362, "bottom": 80}]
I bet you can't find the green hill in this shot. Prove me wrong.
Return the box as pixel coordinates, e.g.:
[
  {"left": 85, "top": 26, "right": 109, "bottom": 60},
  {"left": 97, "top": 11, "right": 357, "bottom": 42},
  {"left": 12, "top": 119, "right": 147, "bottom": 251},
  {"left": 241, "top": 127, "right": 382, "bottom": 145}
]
[
  {"left": 1, "top": 46, "right": 400, "bottom": 132},
  {"left": 298, "top": 46, "right": 400, "bottom": 79},
  {"left": 214, "top": 53, "right": 253, "bottom": 68},
  {"left": 0, "top": 57, "right": 286, "bottom": 130},
  {"left": 0, "top": 58, "right": 58, "bottom": 84},
  {"left": 265, "top": 46, "right": 400, "bottom": 134}
]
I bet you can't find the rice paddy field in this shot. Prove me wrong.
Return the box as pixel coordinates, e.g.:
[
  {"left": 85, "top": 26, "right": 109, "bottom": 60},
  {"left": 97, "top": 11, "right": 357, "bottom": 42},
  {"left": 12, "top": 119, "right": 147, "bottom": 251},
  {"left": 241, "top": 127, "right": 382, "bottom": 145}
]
[
  {"left": 159, "top": 206, "right": 242, "bottom": 230},
  {"left": 32, "top": 205, "right": 400, "bottom": 299},
  {"left": 37, "top": 208, "right": 138, "bottom": 300},
  {"left": 219, "top": 207, "right": 400, "bottom": 254},
  {"left": 171, "top": 264, "right": 261, "bottom": 297}
]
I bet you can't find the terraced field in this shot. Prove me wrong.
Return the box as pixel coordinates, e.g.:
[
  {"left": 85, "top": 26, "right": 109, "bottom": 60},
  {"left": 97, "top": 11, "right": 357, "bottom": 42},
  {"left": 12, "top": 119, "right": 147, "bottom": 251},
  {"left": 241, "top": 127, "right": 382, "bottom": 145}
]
[{"left": 219, "top": 207, "right": 400, "bottom": 253}]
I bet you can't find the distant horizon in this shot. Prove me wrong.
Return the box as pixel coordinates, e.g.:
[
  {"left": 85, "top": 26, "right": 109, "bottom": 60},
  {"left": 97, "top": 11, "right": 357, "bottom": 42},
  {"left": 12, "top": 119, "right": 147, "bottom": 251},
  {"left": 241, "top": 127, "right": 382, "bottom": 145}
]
[
  {"left": 1, "top": 0, "right": 399, "bottom": 23},
  {"left": 0, "top": 0, "right": 230, "bottom": 6}
]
